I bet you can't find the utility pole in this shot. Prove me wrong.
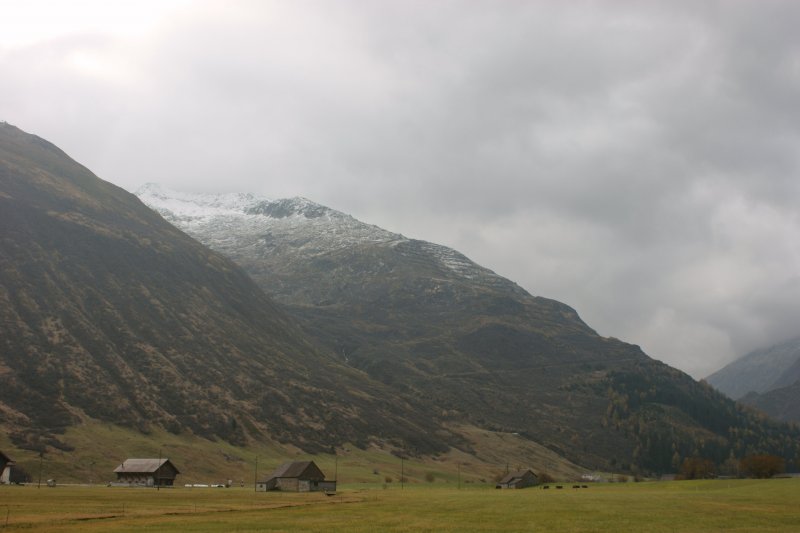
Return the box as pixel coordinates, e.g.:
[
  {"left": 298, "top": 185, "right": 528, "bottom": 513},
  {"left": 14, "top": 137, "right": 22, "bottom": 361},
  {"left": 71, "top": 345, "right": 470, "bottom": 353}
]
[
  {"left": 254, "top": 456, "right": 258, "bottom": 493},
  {"left": 157, "top": 449, "right": 161, "bottom": 491},
  {"left": 401, "top": 456, "right": 404, "bottom": 490},
  {"left": 37, "top": 452, "right": 43, "bottom": 489}
]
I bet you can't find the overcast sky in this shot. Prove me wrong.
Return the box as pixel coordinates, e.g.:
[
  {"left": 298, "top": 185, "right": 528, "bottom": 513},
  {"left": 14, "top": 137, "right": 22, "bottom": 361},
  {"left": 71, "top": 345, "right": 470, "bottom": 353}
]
[{"left": 3, "top": 0, "right": 800, "bottom": 378}]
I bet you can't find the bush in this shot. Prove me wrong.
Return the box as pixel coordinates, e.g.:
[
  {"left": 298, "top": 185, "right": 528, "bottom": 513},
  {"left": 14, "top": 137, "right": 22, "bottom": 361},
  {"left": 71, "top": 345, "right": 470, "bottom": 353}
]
[
  {"left": 740, "top": 455, "right": 785, "bottom": 479},
  {"left": 676, "top": 457, "right": 715, "bottom": 480},
  {"left": 424, "top": 472, "right": 435, "bottom": 483}
]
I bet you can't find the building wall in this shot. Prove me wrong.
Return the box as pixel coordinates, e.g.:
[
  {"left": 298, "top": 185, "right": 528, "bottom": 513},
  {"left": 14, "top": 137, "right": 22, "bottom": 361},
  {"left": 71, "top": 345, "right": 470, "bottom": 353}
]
[
  {"left": 117, "top": 473, "right": 155, "bottom": 486},
  {"left": 276, "top": 478, "right": 300, "bottom": 491},
  {"left": 259, "top": 477, "right": 335, "bottom": 492},
  {"left": 1, "top": 466, "right": 11, "bottom": 484},
  {"left": 317, "top": 480, "right": 337, "bottom": 492}
]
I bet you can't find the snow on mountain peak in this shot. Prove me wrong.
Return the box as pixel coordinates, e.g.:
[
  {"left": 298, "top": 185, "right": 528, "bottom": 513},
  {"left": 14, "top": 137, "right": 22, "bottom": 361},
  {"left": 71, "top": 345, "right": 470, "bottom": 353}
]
[
  {"left": 136, "top": 183, "right": 403, "bottom": 258},
  {"left": 136, "top": 183, "right": 342, "bottom": 223},
  {"left": 136, "top": 183, "right": 265, "bottom": 218},
  {"left": 135, "top": 184, "right": 506, "bottom": 286}
]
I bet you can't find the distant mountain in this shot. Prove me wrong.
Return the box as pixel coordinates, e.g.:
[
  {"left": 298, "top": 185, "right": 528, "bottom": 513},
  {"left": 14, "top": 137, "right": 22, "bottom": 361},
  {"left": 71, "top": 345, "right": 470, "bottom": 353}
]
[
  {"left": 706, "top": 338, "right": 800, "bottom": 400},
  {"left": 0, "top": 122, "right": 451, "bottom": 455},
  {"left": 740, "top": 380, "right": 800, "bottom": 424},
  {"left": 138, "top": 184, "right": 800, "bottom": 474}
]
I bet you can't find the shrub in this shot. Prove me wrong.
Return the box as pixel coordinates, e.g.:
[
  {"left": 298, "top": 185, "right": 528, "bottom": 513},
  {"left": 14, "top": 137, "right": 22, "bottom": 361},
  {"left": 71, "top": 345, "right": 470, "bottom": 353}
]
[
  {"left": 676, "top": 457, "right": 715, "bottom": 480},
  {"left": 425, "top": 472, "right": 435, "bottom": 483},
  {"left": 740, "top": 455, "right": 785, "bottom": 479}
]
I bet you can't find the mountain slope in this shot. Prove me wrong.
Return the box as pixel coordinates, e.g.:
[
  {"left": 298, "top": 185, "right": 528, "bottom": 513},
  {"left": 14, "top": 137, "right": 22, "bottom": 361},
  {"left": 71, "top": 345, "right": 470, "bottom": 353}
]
[
  {"left": 706, "top": 338, "right": 800, "bottom": 400},
  {"left": 138, "top": 184, "right": 800, "bottom": 473},
  {"left": 740, "top": 380, "right": 800, "bottom": 424},
  {"left": 0, "top": 122, "right": 451, "bottom": 455}
]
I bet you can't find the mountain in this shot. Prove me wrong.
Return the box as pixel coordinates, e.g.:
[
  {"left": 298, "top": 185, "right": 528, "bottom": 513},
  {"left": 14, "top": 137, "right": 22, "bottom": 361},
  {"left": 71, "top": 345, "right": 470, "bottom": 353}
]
[
  {"left": 740, "top": 381, "right": 800, "bottom": 424},
  {"left": 707, "top": 337, "right": 800, "bottom": 424},
  {"left": 706, "top": 338, "right": 800, "bottom": 400},
  {"left": 0, "top": 122, "right": 452, "bottom": 456},
  {"left": 138, "top": 184, "right": 800, "bottom": 474}
]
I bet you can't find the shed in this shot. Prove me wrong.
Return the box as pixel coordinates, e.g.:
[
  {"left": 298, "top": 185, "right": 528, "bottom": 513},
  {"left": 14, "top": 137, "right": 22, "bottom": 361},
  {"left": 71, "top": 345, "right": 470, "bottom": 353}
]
[
  {"left": 113, "top": 458, "right": 180, "bottom": 487},
  {"left": 496, "top": 469, "right": 538, "bottom": 489},
  {"left": 257, "top": 460, "right": 336, "bottom": 492},
  {"left": 0, "top": 451, "right": 14, "bottom": 484}
]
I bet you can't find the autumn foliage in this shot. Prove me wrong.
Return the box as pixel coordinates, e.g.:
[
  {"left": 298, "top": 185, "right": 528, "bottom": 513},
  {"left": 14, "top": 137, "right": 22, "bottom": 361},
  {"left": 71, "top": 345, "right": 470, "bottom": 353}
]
[
  {"left": 676, "top": 457, "right": 716, "bottom": 480},
  {"left": 739, "top": 455, "right": 785, "bottom": 479}
]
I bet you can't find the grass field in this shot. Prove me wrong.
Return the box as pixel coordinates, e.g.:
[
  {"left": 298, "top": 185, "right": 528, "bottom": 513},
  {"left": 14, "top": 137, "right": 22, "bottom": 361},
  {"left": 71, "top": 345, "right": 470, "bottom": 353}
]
[{"left": 1, "top": 478, "right": 798, "bottom": 532}]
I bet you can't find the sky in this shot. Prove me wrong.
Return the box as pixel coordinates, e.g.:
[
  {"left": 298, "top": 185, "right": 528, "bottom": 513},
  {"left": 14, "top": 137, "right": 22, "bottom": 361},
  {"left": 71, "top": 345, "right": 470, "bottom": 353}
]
[{"left": 2, "top": 0, "right": 800, "bottom": 378}]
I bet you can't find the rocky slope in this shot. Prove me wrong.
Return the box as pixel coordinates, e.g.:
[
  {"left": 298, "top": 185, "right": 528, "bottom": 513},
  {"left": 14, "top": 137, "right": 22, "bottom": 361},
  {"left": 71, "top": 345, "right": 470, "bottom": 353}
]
[
  {"left": 138, "top": 184, "right": 800, "bottom": 474},
  {"left": 0, "top": 123, "right": 451, "bottom": 455}
]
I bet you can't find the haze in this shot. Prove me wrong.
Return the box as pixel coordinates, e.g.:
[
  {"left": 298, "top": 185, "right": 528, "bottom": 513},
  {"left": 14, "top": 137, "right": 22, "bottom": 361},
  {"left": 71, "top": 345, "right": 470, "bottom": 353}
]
[{"left": 3, "top": 0, "right": 799, "bottom": 378}]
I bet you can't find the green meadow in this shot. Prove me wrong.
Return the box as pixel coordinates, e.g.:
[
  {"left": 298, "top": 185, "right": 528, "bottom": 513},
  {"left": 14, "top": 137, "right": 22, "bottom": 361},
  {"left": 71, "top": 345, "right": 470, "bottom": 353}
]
[{"left": 1, "top": 478, "right": 798, "bottom": 532}]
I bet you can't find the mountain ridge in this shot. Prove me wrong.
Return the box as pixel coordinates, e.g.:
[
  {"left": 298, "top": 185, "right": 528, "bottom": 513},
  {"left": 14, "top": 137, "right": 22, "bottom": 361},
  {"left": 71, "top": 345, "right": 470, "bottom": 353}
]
[
  {"left": 706, "top": 337, "right": 800, "bottom": 400},
  {"left": 138, "top": 183, "right": 800, "bottom": 474},
  {"left": 0, "top": 122, "right": 454, "bottom": 456}
]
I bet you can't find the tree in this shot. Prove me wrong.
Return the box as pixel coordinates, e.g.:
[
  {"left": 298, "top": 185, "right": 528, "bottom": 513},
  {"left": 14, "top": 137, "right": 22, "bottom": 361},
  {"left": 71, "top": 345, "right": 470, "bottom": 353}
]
[
  {"left": 677, "top": 457, "right": 715, "bottom": 480},
  {"left": 740, "top": 455, "right": 785, "bottom": 479}
]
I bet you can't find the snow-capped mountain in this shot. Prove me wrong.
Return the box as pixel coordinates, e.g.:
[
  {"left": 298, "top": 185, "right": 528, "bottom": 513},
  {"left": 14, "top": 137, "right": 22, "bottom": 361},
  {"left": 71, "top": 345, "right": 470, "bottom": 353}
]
[
  {"left": 130, "top": 183, "right": 800, "bottom": 476},
  {"left": 136, "top": 183, "right": 518, "bottom": 305}
]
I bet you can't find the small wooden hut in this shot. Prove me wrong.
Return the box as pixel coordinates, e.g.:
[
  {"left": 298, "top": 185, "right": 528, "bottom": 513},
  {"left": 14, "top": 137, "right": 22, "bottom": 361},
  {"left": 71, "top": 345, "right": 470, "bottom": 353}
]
[
  {"left": 113, "top": 458, "right": 180, "bottom": 487},
  {"left": 257, "top": 460, "right": 336, "bottom": 492},
  {"left": 496, "top": 469, "right": 538, "bottom": 489}
]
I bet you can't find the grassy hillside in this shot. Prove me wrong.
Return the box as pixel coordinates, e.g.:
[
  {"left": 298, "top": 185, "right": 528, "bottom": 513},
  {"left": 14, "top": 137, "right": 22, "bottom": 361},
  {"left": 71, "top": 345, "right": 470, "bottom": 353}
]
[{"left": 0, "top": 420, "right": 586, "bottom": 488}]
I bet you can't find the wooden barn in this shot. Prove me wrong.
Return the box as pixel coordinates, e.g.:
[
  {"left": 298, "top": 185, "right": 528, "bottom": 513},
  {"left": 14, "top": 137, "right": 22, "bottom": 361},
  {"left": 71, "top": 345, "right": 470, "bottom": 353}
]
[
  {"left": 496, "top": 469, "right": 538, "bottom": 489},
  {"left": 113, "top": 458, "right": 180, "bottom": 487},
  {"left": 257, "top": 460, "right": 336, "bottom": 492},
  {"left": 0, "top": 451, "right": 14, "bottom": 484}
]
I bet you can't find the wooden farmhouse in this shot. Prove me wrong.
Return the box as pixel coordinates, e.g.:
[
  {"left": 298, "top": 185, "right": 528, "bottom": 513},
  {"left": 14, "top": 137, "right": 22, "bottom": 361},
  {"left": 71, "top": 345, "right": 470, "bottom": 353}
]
[
  {"left": 496, "top": 469, "right": 538, "bottom": 489},
  {"left": 113, "top": 458, "right": 180, "bottom": 487},
  {"left": 0, "top": 451, "right": 14, "bottom": 484},
  {"left": 257, "top": 460, "right": 336, "bottom": 492}
]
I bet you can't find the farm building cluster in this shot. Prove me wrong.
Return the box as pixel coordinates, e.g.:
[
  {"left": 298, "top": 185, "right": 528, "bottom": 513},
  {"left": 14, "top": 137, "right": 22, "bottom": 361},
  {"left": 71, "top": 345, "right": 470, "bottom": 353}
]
[
  {"left": 0, "top": 452, "right": 341, "bottom": 491},
  {"left": 2, "top": 450, "right": 543, "bottom": 491}
]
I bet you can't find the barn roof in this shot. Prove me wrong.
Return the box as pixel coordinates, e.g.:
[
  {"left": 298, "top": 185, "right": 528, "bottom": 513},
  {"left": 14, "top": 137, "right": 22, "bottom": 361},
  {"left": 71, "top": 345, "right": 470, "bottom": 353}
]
[
  {"left": 262, "top": 460, "right": 325, "bottom": 481},
  {"left": 498, "top": 470, "right": 536, "bottom": 484},
  {"left": 0, "top": 450, "right": 13, "bottom": 464},
  {"left": 113, "top": 458, "right": 179, "bottom": 474}
]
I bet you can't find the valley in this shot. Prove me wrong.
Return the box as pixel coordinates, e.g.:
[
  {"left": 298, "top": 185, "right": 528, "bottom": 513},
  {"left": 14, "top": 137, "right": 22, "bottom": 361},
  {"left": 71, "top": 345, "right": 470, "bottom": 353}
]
[{"left": 2, "top": 122, "right": 799, "bottom": 489}]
